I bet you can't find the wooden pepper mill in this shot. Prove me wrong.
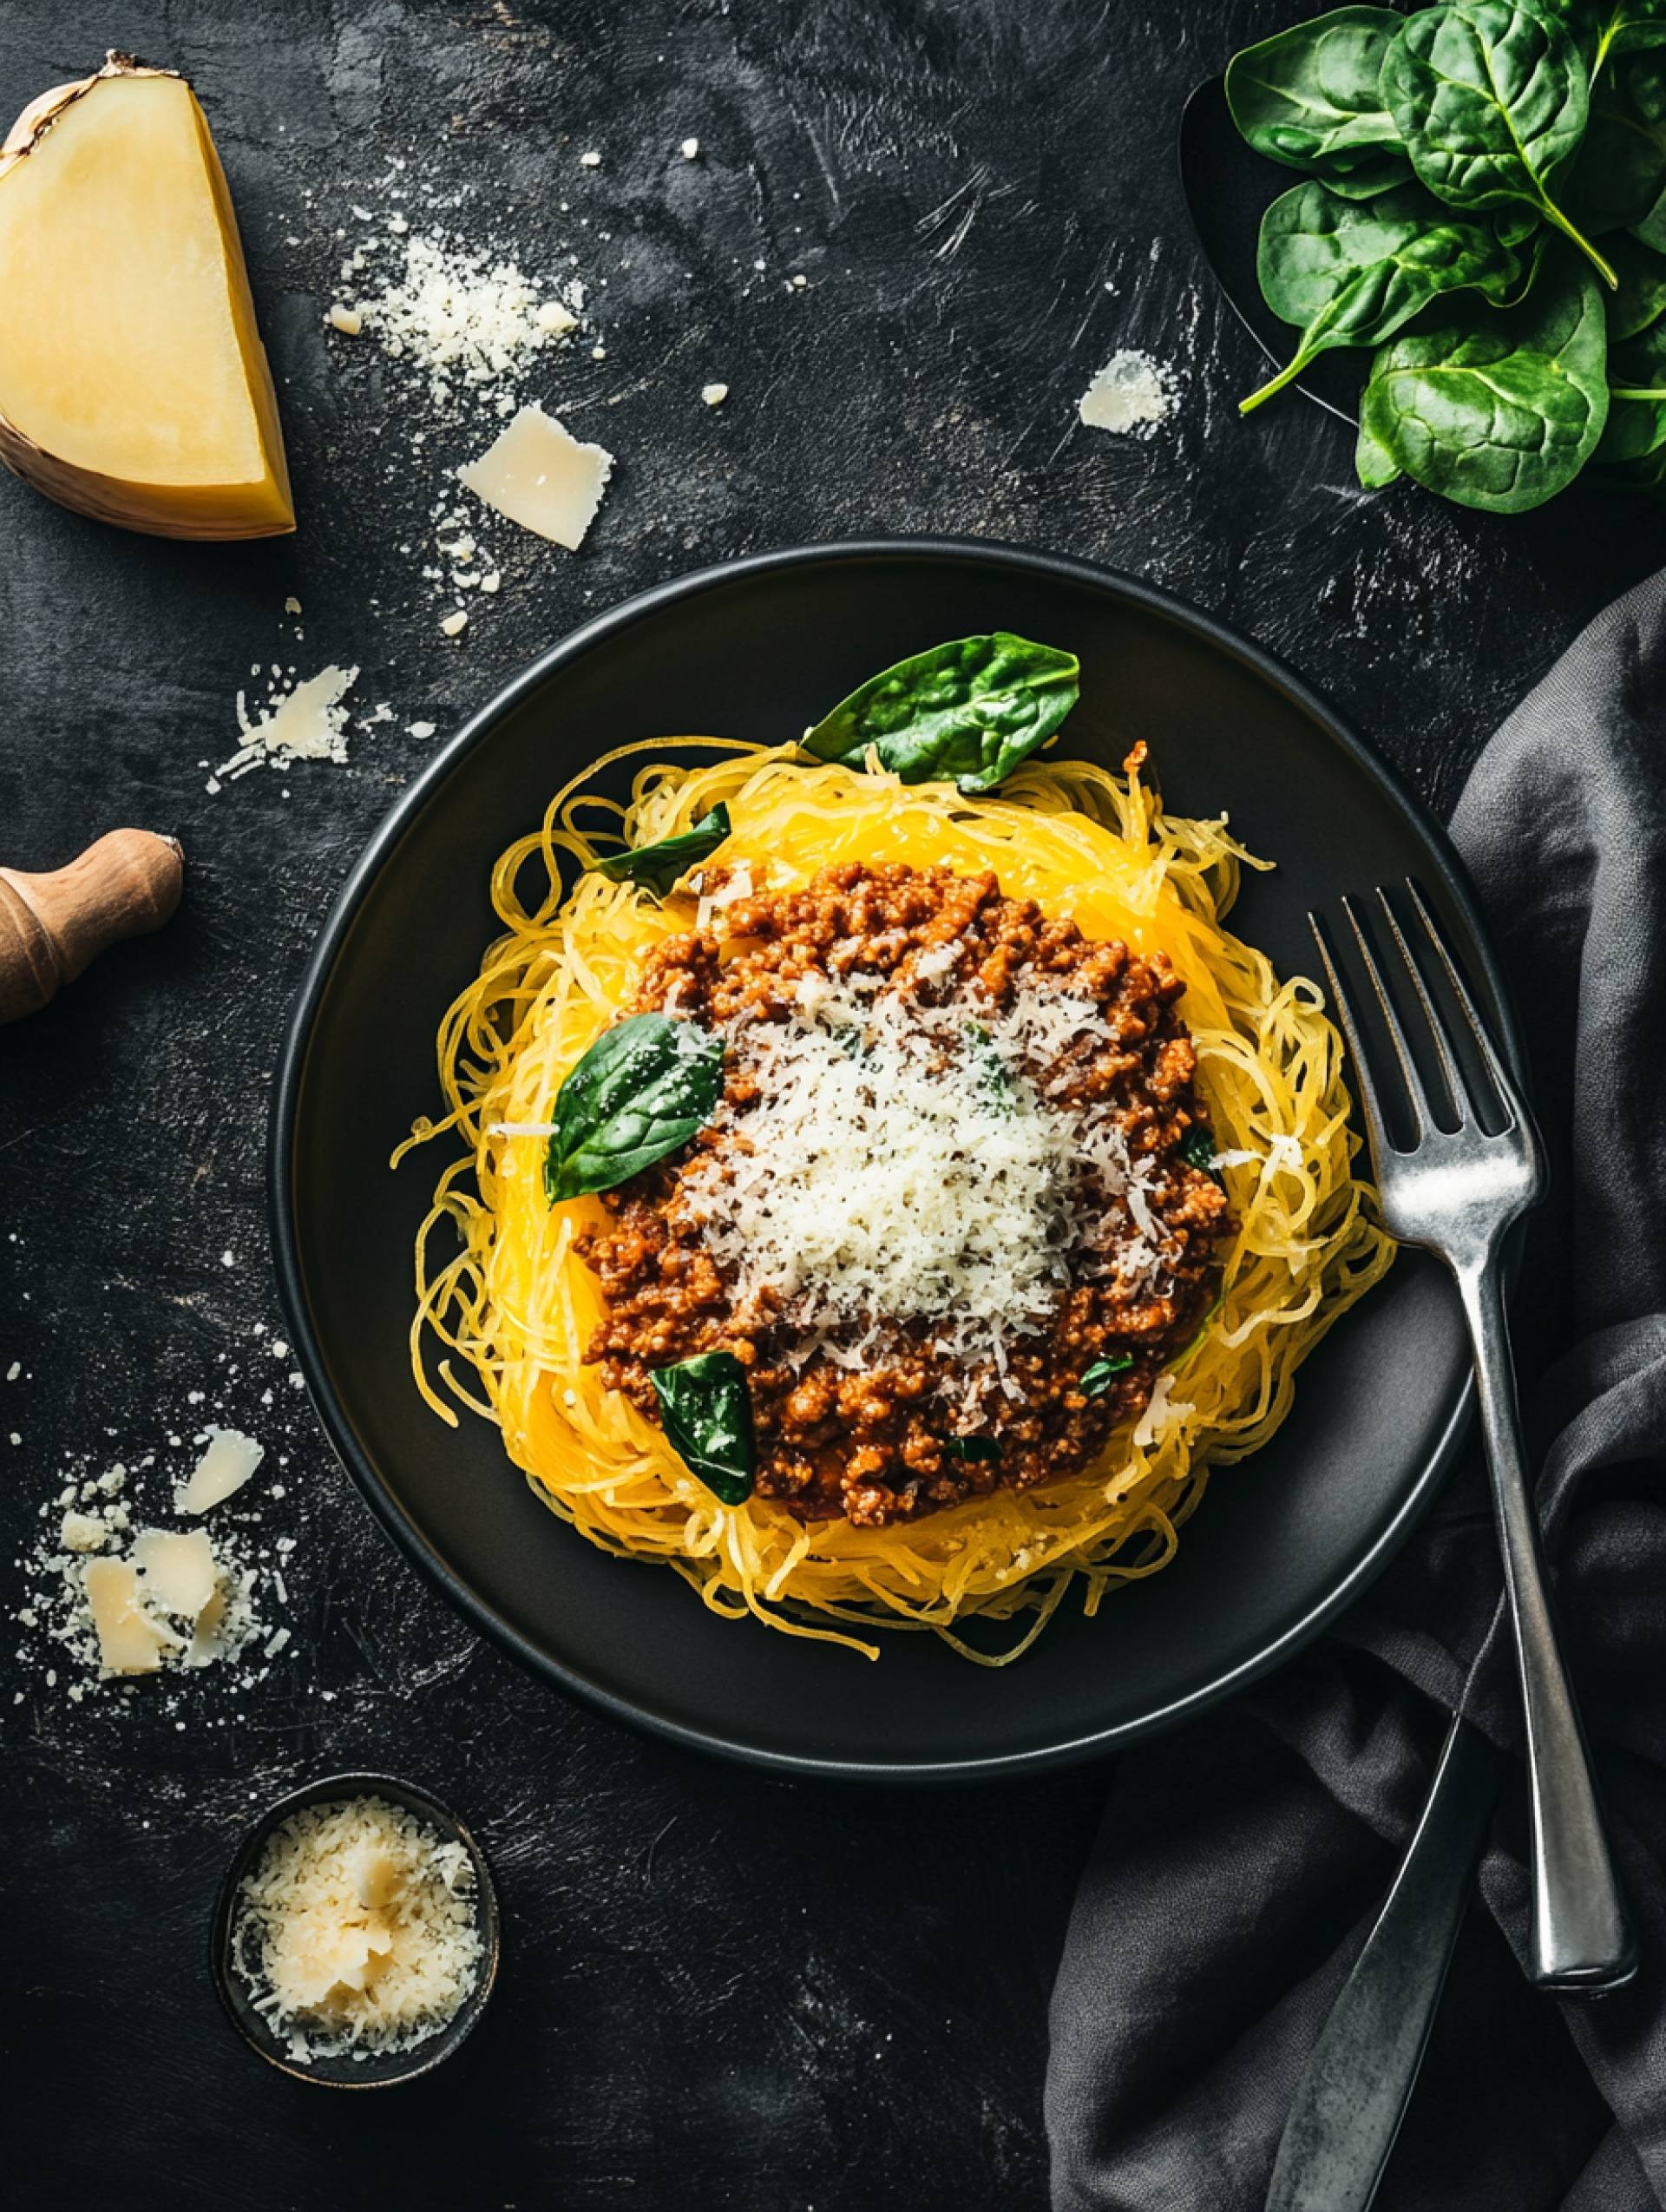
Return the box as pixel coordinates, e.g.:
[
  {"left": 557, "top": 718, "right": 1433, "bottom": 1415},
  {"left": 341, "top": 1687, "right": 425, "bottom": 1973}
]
[{"left": 0, "top": 829, "right": 184, "bottom": 1023}]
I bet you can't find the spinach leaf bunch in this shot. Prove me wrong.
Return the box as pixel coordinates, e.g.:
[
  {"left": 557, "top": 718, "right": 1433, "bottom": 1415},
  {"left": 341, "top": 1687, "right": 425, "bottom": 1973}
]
[{"left": 1225, "top": 0, "right": 1666, "bottom": 509}]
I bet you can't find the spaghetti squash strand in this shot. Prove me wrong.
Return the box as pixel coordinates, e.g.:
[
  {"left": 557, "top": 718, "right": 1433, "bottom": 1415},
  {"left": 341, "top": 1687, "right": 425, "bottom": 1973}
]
[{"left": 396, "top": 743, "right": 1394, "bottom": 1662}]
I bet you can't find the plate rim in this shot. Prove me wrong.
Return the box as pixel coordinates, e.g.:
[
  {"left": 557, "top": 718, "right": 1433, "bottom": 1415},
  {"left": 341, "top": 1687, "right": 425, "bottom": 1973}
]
[{"left": 270, "top": 534, "right": 1511, "bottom": 1783}]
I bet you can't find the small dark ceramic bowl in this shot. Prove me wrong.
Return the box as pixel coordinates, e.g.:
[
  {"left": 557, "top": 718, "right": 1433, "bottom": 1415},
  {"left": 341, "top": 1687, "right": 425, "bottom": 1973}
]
[{"left": 210, "top": 1770, "right": 500, "bottom": 2088}]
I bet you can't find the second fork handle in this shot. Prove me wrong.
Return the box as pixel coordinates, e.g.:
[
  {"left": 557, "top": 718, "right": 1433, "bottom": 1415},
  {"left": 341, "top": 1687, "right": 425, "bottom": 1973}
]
[{"left": 1455, "top": 1259, "right": 1636, "bottom": 1994}]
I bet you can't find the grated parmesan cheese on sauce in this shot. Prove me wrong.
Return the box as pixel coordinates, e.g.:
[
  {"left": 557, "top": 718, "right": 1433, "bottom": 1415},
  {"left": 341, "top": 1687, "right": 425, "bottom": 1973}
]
[
  {"left": 677, "top": 972, "right": 1167, "bottom": 1371},
  {"left": 232, "top": 1796, "right": 483, "bottom": 2063}
]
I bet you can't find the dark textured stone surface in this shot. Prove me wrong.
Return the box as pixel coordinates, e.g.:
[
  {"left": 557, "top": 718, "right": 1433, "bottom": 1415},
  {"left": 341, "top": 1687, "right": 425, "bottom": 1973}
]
[{"left": 1, "top": 3, "right": 1659, "bottom": 2207}]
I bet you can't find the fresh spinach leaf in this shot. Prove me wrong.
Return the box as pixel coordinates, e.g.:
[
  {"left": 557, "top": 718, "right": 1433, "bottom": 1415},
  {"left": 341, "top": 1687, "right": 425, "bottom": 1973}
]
[
  {"left": 944, "top": 1434, "right": 1003, "bottom": 1462},
  {"left": 1593, "top": 433, "right": 1666, "bottom": 482},
  {"left": 1243, "top": 180, "right": 1522, "bottom": 410},
  {"left": 803, "top": 633, "right": 1080, "bottom": 796},
  {"left": 651, "top": 1351, "right": 755, "bottom": 1504},
  {"left": 1354, "top": 250, "right": 1610, "bottom": 510},
  {"left": 1623, "top": 56, "right": 1666, "bottom": 242},
  {"left": 1225, "top": 7, "right": 1407, "bottom": 178},
  {"left": 1493, "top": 202, "right": 1545, "bottom": 249},
  {"left": 1318, "top": 151, "right": 1419, "bottom": 198},
  {"left": 1382, "top": 1, "right": 1617, "bottom": 289},
  {"left": 1603, "top": 228, "right": 1666, "bottom": 331},
  {"left": 1596, "top": 312, "right": 1666, "bottom": 451},
  {"left": 1566, "top": 49, "right": 1666, "bottom": 233},
  {"left": 544, "top": 1013, "right": 724, "bottom": 1203},
  {"left": 590, "top": 803, "right": 731, "bottom": 896},
  {"left": 1542, "top": 0, "right": 1666, "bottom": 81},
  {"left": 1079, "top": 1355, "right": 1134, "bottom": 1397}
]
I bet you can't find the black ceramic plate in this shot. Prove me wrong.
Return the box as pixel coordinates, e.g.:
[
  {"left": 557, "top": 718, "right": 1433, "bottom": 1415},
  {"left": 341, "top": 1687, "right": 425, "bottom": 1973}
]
[
  {"left": 272, "top": 539, "right": 1514, "bottom": 1782},
  {"left": 1178, "top": 75, "right": 1361, "bottom": 424}
]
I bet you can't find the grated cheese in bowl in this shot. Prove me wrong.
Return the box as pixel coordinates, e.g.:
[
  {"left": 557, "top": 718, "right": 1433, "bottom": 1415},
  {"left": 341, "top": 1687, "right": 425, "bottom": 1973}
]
[{"left": 229, "top": 1793, "right": 488, "bottom": 2067}]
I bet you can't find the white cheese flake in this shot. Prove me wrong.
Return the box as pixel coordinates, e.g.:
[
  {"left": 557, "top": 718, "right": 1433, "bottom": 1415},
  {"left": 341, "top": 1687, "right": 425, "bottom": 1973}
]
[
  {"left": 179, "top": 1427, "right": 265, "bottom": 1515},
  {"left": 456, "top": 402, "right": 613, "bottom": 549}
]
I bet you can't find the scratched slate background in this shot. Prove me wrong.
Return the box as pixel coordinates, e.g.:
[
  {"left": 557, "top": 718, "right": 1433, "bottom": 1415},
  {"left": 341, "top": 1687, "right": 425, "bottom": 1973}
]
[{"left": 1, "top": 3, "right": 1660, "bottom": 2208}]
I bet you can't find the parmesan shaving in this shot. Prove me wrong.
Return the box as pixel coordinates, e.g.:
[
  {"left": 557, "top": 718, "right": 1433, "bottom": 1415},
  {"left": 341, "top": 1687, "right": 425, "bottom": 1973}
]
[
  {"left": 133, "top": 1527, "right": 219, "bottom": 1618},
  {"left": 232, "top": 1796, "right": 483, "bottom": 2063},
  {"left": 84, "top": 1558, "right": 180, "bottom": 1674},
  {"left": 456, "top": 402, "right": 613, "bottom": 548},
  {"left": 1079, "top": 350, "right": 1177, "bottom": 438},
  {"left": 178, "top": 1426, "right": 265, "bottom": 1515}
]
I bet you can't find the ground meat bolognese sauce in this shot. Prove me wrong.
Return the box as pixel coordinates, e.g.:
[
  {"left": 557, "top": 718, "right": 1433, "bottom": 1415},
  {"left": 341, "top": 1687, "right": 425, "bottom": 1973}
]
[{"left": 575, "top": 859, "right": 1231, "bottom": 1529}]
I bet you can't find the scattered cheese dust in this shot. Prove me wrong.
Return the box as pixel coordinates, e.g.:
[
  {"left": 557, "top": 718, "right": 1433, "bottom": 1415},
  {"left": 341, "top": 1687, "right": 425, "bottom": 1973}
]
[
  {"left": 232, "top": 1796, "right": 484, "bottom": 2063},
  {"left": 10, "top": 1430, "right": 286, "bottom": 1701},
  {"left": 456, "top": 402, "right": 614, "bottom": 549},
  {"left": 221, "top": 665, "right": 361, "bottom": 781},
  {"left": 1078, "top": 350, "right": 1177, "bottom": 438},
  {"left": 342, "top": 231, "right": 585, "bottom": 415}
]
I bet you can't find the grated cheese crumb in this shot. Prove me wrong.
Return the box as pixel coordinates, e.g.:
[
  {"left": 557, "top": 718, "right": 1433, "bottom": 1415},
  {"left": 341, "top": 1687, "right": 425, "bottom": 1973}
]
[
  {"left": 1078, "top": 350, "right": 1177, "bottom": 438},
  {"left": 232, "top": 1797, "right": 483, "bottom": 2064},
  {"left": 221, "top": 666, "right": 361, "bottom": 778},
  {"left": 678, "top": 970, "right": 1169, "bottom": 1383}
]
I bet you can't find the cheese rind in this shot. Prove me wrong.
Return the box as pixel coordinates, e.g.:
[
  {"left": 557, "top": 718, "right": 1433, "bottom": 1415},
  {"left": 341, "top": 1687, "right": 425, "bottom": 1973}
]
[
  {"left": 456, "top": 401, "right": 613, "bottom": 549},
  {"left": 0, "top": 59, "right": 294, "bottom": 537}
]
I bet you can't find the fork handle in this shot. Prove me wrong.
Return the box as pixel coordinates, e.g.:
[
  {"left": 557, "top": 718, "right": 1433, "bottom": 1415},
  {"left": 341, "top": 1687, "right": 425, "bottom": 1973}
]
[{"left": 1455, "top": 1260, "right": 1636, "bottom": 1994}]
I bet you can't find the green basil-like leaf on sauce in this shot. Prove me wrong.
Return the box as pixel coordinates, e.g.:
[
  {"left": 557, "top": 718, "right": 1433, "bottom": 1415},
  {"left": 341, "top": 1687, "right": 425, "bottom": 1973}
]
[
  {"left": 803, "top": 633, "right": 1080, "bottom": 796},
  {"left": 1181, "top": 1125, "right": 1218, "bottom": 1172},
  {"left": 544, "top": 1013, "right": 724, "bottom": 1204},
  {"left": 651, "top": 1350, "right": 756, "bottom": 1504},
  {"left": 1079, "top": 1355, "right": 1134, "bottom": 1397},
  {"left": 590, "top": 802, "right": 732, "bottom": 896},
  {"left": 944, "top": 1434, "right": 1003, "bottom": 1461}
]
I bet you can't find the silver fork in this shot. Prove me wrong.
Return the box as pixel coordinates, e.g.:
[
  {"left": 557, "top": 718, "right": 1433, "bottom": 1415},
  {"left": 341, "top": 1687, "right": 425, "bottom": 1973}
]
[{"left": 1309, "top": 881, "right": 1635, "bottom": 1996}]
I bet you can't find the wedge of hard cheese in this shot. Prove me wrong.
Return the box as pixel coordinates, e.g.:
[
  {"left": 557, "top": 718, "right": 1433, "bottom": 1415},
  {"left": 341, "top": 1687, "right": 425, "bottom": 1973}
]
[{"left": 0, "top": 53, "right": 293, "bottom": 538}]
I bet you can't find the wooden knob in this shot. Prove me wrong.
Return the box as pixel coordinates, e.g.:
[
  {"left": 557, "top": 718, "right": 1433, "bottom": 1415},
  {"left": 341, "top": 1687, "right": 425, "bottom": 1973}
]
[{"left": 0, "top": 829, "right": 184, "bottom": 1022}]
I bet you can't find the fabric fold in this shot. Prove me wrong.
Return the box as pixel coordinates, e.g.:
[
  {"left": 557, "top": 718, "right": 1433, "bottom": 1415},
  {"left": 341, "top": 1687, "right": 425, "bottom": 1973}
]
[{"left": 1047, "top": 574, "right": 1666, "bottom": 2212}]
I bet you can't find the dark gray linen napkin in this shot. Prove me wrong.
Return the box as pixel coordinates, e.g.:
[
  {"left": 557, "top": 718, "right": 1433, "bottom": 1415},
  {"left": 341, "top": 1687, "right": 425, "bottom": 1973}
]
[{"left": 1046, "top": 575, "right": 1666, "bottom": 2212}]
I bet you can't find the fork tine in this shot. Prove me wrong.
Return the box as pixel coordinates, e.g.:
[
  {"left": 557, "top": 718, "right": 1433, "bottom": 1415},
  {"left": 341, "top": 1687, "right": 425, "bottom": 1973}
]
[
  {"left": 1309, "top": 909, "right": 1396, "bottom": 1172},
  {"left": 1402, "top": 880, "right": 1525, "bottom": 1132},
  {"left": 1338, "top": 894, "right": 1440, "bottom": 1143},
  {"left": 1374, "top": 887, "right": 1465, "bottom": 1126}
]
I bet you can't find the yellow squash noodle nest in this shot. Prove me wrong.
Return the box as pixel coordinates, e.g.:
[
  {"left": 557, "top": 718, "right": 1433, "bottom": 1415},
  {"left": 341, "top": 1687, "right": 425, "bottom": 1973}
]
[{"left": 395, "top": 740, "right": 1394, "bottom": 1664}]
